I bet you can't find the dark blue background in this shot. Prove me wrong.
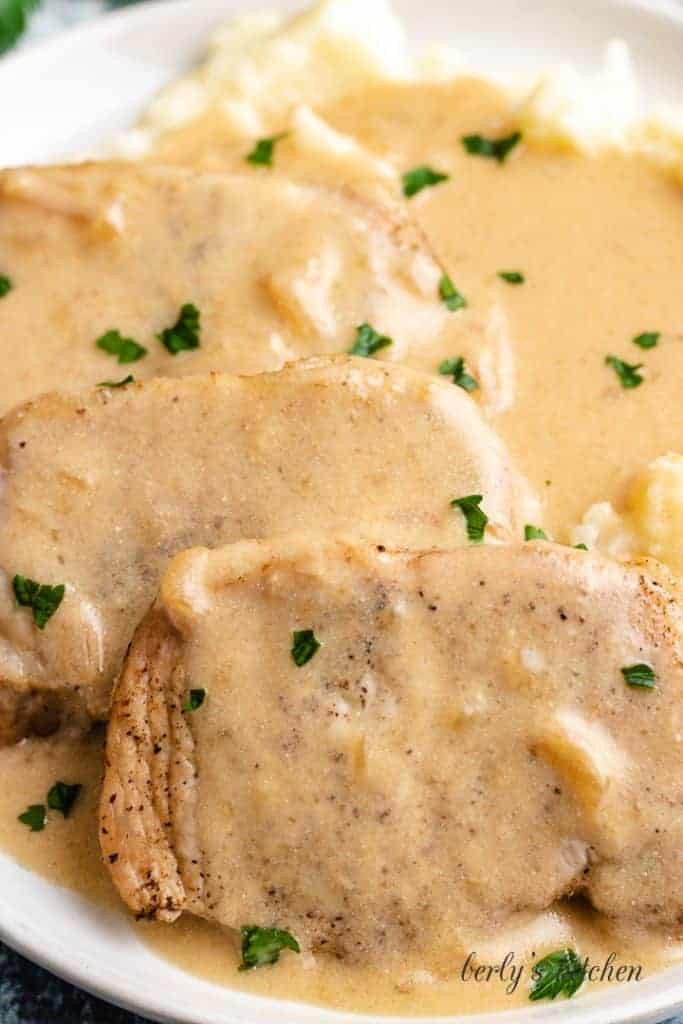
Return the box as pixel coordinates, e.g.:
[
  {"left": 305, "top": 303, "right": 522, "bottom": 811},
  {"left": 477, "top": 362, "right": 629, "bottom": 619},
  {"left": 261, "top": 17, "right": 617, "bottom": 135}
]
[{"left": 0, "top": 945, "right": 153, "bottom": 1023}]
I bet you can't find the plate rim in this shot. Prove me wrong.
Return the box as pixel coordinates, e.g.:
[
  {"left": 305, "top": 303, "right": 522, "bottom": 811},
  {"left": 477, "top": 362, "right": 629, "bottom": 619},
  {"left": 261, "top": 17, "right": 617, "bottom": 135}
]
[{"left": 2, "top": 1, "right": 683, "bottom": 1021}]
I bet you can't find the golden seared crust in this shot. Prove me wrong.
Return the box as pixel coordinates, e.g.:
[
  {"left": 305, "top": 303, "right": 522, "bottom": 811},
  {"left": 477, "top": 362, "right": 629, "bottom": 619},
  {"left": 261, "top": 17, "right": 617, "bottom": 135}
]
[{"left": 100, "top": 607, "right": 202, "bottom": 922}]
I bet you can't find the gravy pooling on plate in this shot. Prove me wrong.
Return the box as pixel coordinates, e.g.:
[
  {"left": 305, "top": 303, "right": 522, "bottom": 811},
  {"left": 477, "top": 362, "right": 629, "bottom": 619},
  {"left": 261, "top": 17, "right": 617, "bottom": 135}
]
[
  {"left": 1, "top": 0, "right": 683, "bottom": 1014},
  {"left": 148, "top": 74, "right": 683, "bottom": 541}
]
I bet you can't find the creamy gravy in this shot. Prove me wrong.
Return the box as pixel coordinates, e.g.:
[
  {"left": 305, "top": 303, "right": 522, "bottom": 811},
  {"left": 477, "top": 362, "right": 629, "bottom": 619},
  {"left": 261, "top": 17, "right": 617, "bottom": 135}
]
[
  {"left": 98, "top": 536, "right": 683, "bottom": 971},
  {"left": 153, "top": 77, "right": 683, "bottom": 540},
  {"left": 106, "top": 538, "right": 683, "bottom": 951},
  {"left": 0, "top": 358, "right": 528, "bottom": 741},
  {"left": 1, "top": 81, "right": 681, "bottom": 543},
  {"left": 0, "top": 62, "right": 682, "bottom": 1020},
  {"left": 0, "top": 732, "right": 114, "bottom": 907},
  {"left": 0, "top": 163, "right": 460, "bottom": 413},
  {"left": 0, "top": 735, "right": 673, "bottom": 1015},
  {"left": 353, "top": 84, "right": 683, "bottom": 537},
  {"left": 141, "top": 908, "right": 672, "bottom": 1016}
]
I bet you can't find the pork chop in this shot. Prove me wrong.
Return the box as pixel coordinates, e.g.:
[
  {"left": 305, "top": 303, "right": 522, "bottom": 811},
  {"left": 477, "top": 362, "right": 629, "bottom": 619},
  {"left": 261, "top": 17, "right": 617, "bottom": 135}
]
[
  {"left": 0, "top": 162, "right": 458, "bottom": 415},
  {"left": 0, "top": 357, "right": 530, "bottom": 741},
  {"left": 100, "top": 536, "right": 683, "bottom": 968}
]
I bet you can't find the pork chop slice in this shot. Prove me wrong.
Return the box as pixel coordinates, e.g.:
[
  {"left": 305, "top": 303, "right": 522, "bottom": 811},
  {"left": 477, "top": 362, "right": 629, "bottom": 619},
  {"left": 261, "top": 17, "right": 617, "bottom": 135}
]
[
  {"left": 0, "top": 162, "right": 464, "bottom": 415},
  {"left": 0, "top": 357, "right": 530, "bottom": 741},
  {"left": 101, "top": 536, "right": 683, "bottom": 969}
]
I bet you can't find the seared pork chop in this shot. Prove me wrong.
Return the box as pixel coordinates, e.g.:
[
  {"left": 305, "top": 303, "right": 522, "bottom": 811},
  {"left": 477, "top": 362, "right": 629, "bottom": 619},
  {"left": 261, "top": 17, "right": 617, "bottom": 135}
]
[
  {"left": 0, "top": 357, "right": 530, "bottom": 742},
  {"left": 101, "top": 537, "right": 683, "bottom": 968},
  {"left": 0, "top": 162, "right": 465, "bottom": 415}
]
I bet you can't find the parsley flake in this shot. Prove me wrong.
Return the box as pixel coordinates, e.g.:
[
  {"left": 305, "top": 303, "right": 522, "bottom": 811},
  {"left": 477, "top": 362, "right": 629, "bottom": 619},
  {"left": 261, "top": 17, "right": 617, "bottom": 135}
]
[
  {"left": 158, "top": 303, "right": 201, "bottom": 354},
  {"left": 530, "top": 948, "right": 585, "bottom": 1001},
  {"left": 18, "top": 804, "right": 46, "bottom": 832},
  {"left": 439, "top": 274, "right": 467, "bottom": 312},
  {"left": 239, "top": 925, "right": 300, "bottom": 971},
  {"left": 633, "top": 332, "right": 660, "bottom": 350},
  {"left": 605, "top": 355, "right": 644, "bottom": 389},
  {"left": 291, "top": 629, "right": 321, "bottom": 667},
  {"left": 0, "top": 274, "right": 12, "bottom": 297},
  {"left": 98, "top": 375, "right": 134, "bottom": 389},
  {"left": 462, "top": 131, "right": 522, "bottom": 163},
  {"left": 47, "top": 781, "right": 82, "bottom": 818},
  {"left": 524, "top": 525, "right": 548, "bottom": 541},
  {"left": 96, "top": 329, "right": 147, "bottom": 364},
  {"left": 438, "top": 357, "right": 478, "bottom": 393},
  {"left": 498, "top": 271, "right": 525, "bottom": 285},
  {"left": 621, "top": 663, "right": 656, "bottom": 689},
  {"left": 349, "top": 322, "right": 392, "bottom": 358},
  {"left": 182, "top": 688, "right": 206, "bottom": 712},
  {"left": 246, "top": 133, "right": 287, "bottom": 167},
  {"left": 402, "top": 166, "right": 449, "bottom": 198},
  {"left": 451, "top": 494, "right": 488, "bottom": 543},
  {"left": 13, "top": 575, "right": 65, "bottom": 630}
]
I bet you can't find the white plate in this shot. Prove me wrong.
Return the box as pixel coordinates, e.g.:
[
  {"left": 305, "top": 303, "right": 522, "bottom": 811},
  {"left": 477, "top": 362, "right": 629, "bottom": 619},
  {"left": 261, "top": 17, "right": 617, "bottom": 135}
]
[{"left": 1, "top": 1, "right": 683, "bottom": 1022}]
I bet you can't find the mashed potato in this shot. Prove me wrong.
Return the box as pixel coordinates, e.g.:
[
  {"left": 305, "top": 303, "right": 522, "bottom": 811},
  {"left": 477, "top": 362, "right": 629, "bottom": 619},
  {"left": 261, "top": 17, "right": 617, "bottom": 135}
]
[
  {"left": 114, "top": 0, "right": 411, "bottom": 158},
  {"left": 113, "top": 0, "right": 683, "bottom": 183},
  {"left": 516, "top": 40, "right": 683, "bottom": 180},
  {"left": 573, "top": 454, "right": 683, "bottom": 576}
]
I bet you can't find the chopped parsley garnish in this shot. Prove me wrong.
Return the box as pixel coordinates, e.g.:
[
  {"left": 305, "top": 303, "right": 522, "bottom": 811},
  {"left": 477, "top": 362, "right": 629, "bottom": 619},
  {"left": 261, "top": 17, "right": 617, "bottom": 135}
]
[
  {"left": 402, "top": 165, "right": 449, "bottom": 198},
  {"left": 438, "top": 357, "right": 478, "bottom": 393},
  {"left": 451, "top": 494, "right": 488, "bottom": 543},
  {"left": 574, "top": 543, "right": 588, "bottom": 551},
  {"left": 182, "top": 688, "right": 206, "bottom": 712},
  {"left": 0, "top": 274, "right": 12, "bottom": 297},
  {"left": 621, "top": 663, "right": 656, "bottom": 689},
  {"left": 462, "top": 131, "right": 522, "bottom": 163},
  {"left": 239, "top": 925, "right": 300, "bottom": 971},
  {"left": 605, "top": 355, "right": 644, "bottom": 389},
  {"left": 47, "top": 781, "right": 82, "bottom": 818},
  {"left": 524, "top": 525, "right": 548, "bottom": 541},
  {"left": 96, "top": 329, "right": 147, "bottom": 364},
  {"left": 349, "top": 322, "right": 392, "bottom": 358},
  {"left": 529, "top": 948, "right": 585, "bottom": 1001},
  {"left": 12, "top": 575, "right": 65, "bottom": 630},
  {"left": 246, "top": 133, "right": 287, "bottom": 167},
  {"left": 291, "top": 629, "right": 321, "bottom": 667},
  {"left": 158, "top": 303, "right": 201, "bottom": 355},
  {"left": 498, "top": 270, "right": 525, "bottom": 285},
  {"left": 0, "top": 0, "right": 39, "bottom": 55},
  {"left": 98, "top": 375, "right": 134, "bottom": 388},
  {"left": 633, "top": 331, "right": 660, "bottom": 350},
  {"left": 18, "top": 804, "right": 46, "bottom": 832},
  {"left": 438, "top": 274, "right": 467, "bottom": 312}
]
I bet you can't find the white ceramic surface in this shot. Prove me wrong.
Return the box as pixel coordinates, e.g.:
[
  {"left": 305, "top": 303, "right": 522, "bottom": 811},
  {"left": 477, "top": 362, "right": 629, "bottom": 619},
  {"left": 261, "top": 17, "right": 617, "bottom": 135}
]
[{"left": 1, "top": 1, "right": 683, "bottom": 1021}]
